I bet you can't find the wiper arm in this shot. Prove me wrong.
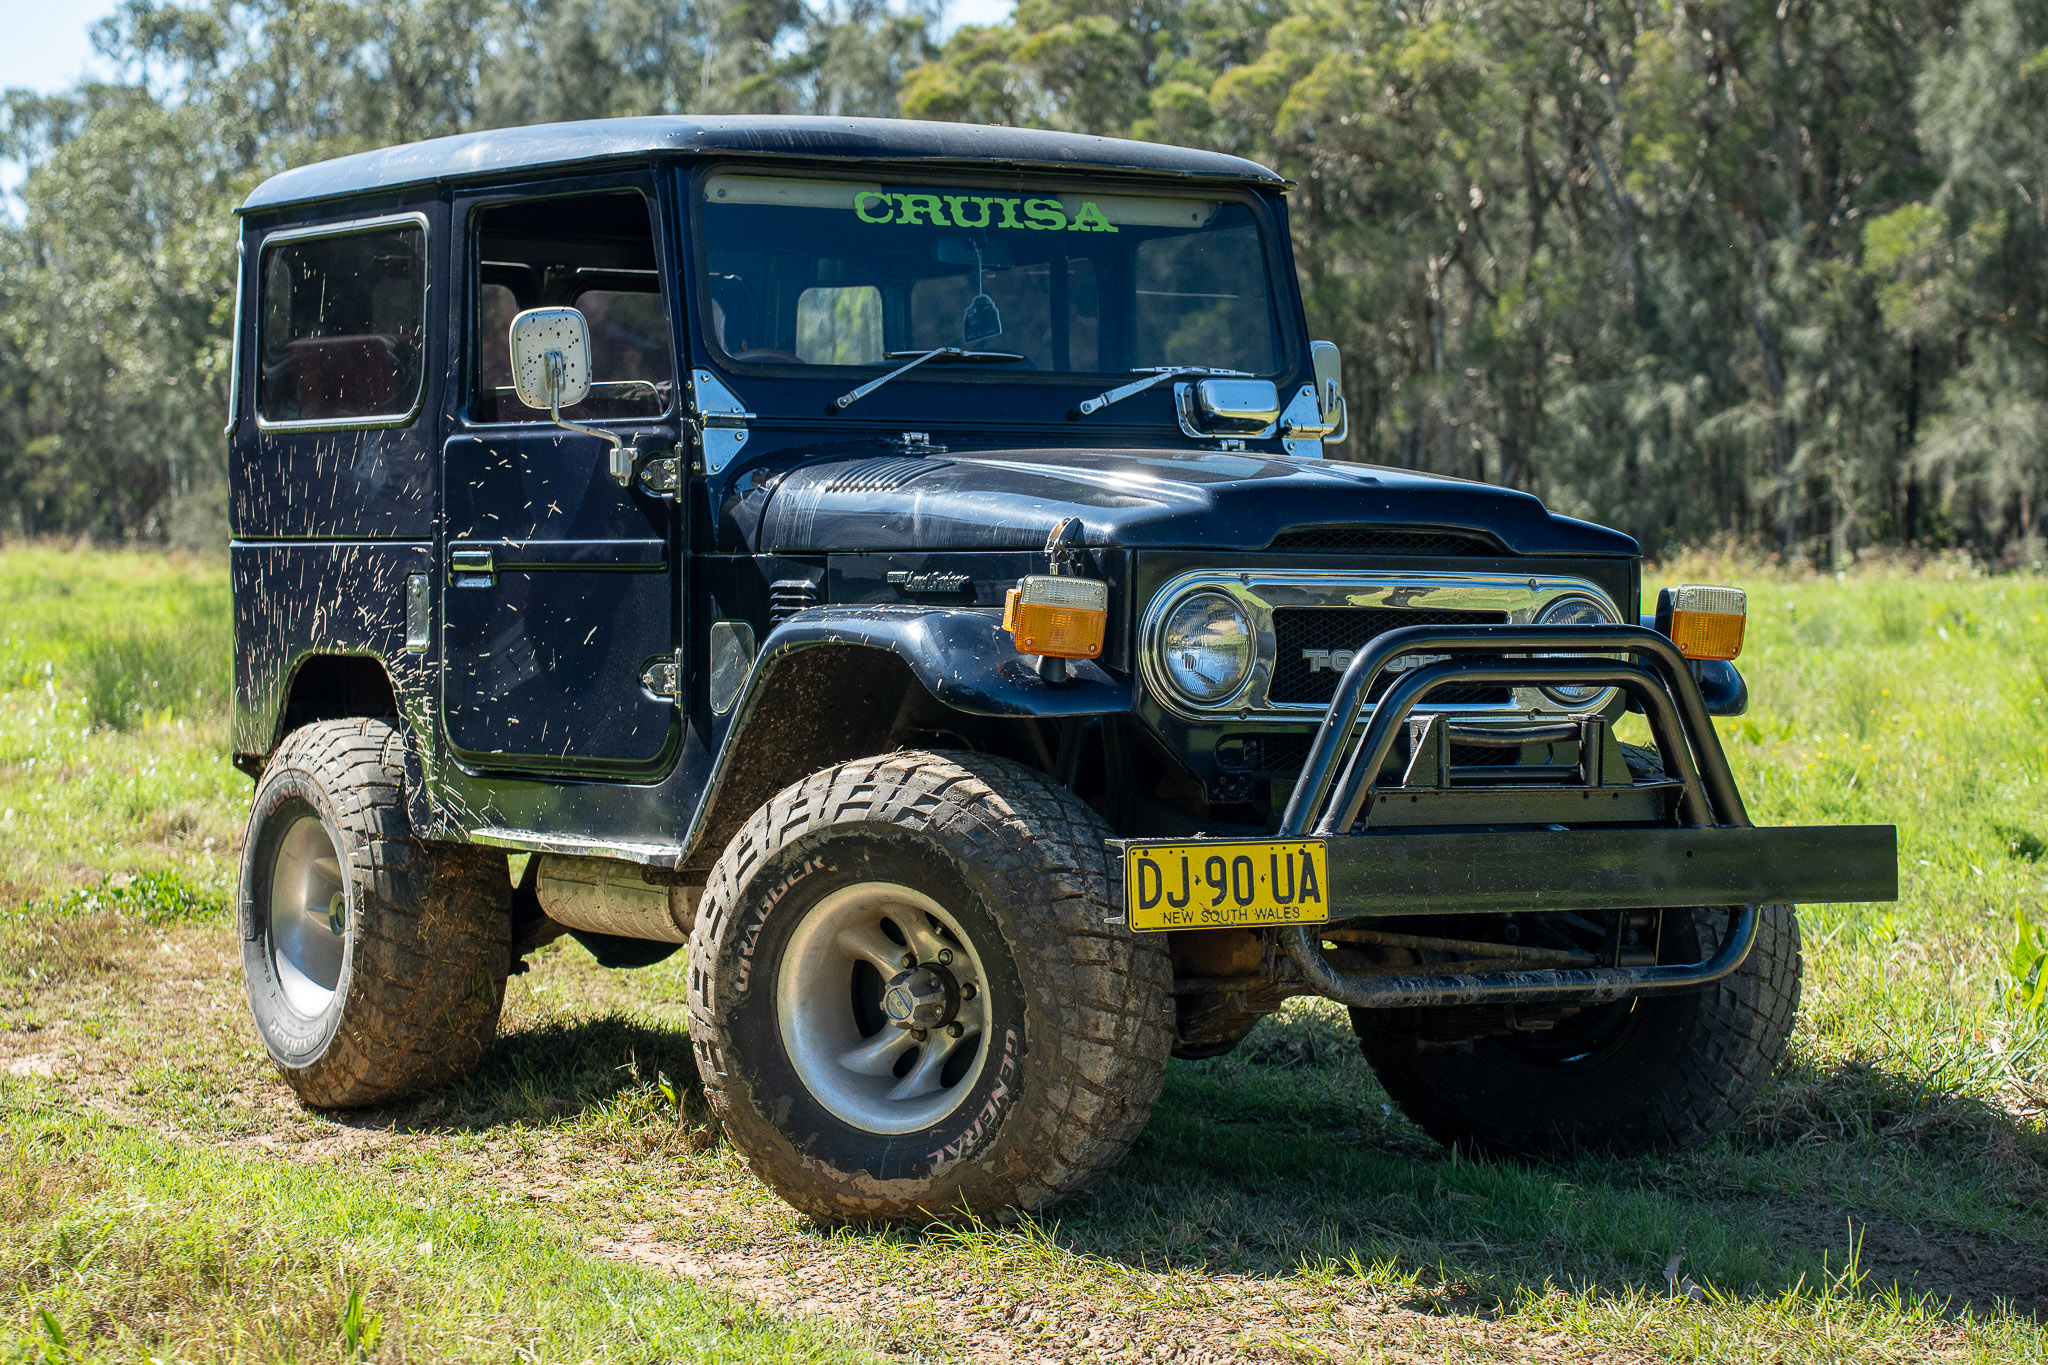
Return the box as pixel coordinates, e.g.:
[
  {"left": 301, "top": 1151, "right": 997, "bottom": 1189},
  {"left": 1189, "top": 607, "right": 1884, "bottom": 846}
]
[
  {"left": 1074, "top": 365, "right": 1250, "bottom": 418},
  {"left": 831, "top": 347, "right": 1025, "bottom": 413}
]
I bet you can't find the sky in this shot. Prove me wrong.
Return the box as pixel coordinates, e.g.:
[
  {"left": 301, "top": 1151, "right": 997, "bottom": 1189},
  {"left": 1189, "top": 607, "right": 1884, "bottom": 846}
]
[
  {"left": 0, "top": 0, "right": 126, "bottom": 98},
  {"left": 0, "top": 0, "right": 1017, "bottom": 99}
]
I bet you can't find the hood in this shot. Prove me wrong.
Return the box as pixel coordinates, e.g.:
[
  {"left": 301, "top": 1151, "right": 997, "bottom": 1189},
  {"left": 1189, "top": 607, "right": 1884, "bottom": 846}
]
[{"left": 747, "top": 447, "right": 1635, "bottom": 557}]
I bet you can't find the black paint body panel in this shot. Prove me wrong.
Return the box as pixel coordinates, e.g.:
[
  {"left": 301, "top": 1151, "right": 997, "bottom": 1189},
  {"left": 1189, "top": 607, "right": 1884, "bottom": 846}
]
[
  {"left": 755, "top": 449, "right": 1637, "bottom": 558},
  {"left": 230, "top": 540, "right": 434, "bottom": 757}
]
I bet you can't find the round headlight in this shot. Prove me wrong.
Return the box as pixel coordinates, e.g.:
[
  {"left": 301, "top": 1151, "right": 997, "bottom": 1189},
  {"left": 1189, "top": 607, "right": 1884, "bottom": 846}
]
[
  {"left": 1536, "top": 594, "right": 1620, "bottom": 705},
  {"left": 1158, "top": 592, "right": 1254, "bottom": 705}
]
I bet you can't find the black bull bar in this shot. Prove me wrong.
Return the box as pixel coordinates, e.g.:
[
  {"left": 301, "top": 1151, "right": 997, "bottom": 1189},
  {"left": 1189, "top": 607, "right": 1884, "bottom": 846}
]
[{"left": 1253, "top": 624, "right": 1897, "bottom": 1009}]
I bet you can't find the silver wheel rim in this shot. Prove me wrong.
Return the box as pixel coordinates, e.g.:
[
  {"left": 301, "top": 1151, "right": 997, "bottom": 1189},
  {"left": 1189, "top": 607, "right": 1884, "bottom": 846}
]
[
  {"left": 775, "top": 881, "right": 992, "bottom": 1135},
  {"left": 267, "top": 812, "right": 347, "bottom": 1017}
]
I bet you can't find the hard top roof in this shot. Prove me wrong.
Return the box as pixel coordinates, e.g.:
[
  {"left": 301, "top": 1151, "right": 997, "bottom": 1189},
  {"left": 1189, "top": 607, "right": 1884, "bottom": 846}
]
[{"left": 240, "top": 116, "right": 1285, "bottom": 214}]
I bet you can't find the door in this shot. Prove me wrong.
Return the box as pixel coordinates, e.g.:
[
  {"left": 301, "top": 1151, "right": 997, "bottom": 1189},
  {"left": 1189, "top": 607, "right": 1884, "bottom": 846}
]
[{"left": 441, "top": 175, "right": 686, "bottom": 776}]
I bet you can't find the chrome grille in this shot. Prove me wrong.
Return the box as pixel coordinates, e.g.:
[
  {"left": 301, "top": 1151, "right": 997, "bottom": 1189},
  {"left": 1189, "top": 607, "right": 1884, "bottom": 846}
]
[{"left": 1268, "top": 607, "right": 1510, "bottom": 705}]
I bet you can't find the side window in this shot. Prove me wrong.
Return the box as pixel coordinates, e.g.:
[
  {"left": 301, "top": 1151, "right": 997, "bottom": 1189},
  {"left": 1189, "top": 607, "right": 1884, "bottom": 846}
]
[
  {"left": 470, "top": 191, "right": 674, "bottom": 423},
  {"left": 257, "top": 221, "right": 427, "bottom": 425},
  {"left": 475, "top": 280, "right": 520, "bottom": 400}
]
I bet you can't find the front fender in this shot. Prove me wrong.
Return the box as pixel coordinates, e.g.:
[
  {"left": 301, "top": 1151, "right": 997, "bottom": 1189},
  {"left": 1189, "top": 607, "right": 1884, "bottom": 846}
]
[
  {"left": 746, "top": 605, "right": 1132, "bottom": 717},
  {"left": 675, "top": 606, "right": 1131, "bottom": 872},
  {"left": 1697, "top": 659, "right": 1747, "bottom": 716}
]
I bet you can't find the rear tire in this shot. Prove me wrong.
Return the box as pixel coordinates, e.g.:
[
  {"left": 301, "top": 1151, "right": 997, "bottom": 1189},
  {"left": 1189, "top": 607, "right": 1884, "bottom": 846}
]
[
  {"left": 688, "top": 750, "right": 1173, "bottom": 1222},
  {"left": 1354, "top": 903, "right": 1801, "bottom": 1155},
  {"left": 239, "top": 718, "right": 511, "bottom": 1108}
]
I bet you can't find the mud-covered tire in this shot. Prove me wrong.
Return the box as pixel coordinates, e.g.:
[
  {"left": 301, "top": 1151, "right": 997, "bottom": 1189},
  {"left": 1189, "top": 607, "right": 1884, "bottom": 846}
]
[
  {"left": 1354, "top": 903, "right": 1802, "bottom": 1155},
  {"left": 239, "top": 718, "right": 511, "bottom": 1108},
  {"left": 687, "top": 750, "right": 1174, "bottom": 1222}
]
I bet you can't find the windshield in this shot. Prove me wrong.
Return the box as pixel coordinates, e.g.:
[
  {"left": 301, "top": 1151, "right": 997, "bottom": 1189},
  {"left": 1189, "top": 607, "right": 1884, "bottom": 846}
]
[{"left": 696, "top": 173, "right": 1283, "bottom": 380}]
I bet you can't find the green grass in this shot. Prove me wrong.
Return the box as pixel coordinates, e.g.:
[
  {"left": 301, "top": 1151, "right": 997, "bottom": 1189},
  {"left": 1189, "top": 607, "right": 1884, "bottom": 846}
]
[
  {"left": 0, "top": 543, "right": 2044, "bottom": 1361},
  {"left": 0, "top": 1107, "right": 874, "bottom": 1365},
  {"left": 0, "top": 547, "right": 240, "bottom": 906}
]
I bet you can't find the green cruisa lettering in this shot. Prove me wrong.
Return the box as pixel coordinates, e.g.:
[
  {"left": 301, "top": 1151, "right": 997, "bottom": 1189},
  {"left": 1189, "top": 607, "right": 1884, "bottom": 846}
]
[
  {"left": 1021, "top": 198, "right": 1067, "bottom": 230},
  {"left": 894, "top": 193, "right": 949, "bottom": 226},
  {"left": 944, "top": 195, "right": 991, "bottom": 228},
  {"left": 849, "top": 191, "right": 1120, "bottom": 233},
  {"left": 1066, "top": 200, "right": 1116, "bottom": 232}
]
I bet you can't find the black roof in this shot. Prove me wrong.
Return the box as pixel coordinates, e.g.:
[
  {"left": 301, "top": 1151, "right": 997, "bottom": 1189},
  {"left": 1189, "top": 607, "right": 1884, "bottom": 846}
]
[{"left": 239, "top": 116, "right": 1285, "bottom": 213}]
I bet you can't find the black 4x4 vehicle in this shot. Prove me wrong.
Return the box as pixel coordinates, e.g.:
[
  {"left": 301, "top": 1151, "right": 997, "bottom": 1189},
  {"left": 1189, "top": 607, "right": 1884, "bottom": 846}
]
[{"left": 228, "top": 116, "right": 1896, "bottom": 1220}]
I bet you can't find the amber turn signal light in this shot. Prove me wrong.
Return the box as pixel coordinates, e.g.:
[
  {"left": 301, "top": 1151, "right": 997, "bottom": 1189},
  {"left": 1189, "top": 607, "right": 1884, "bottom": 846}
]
[
  {"left": 1003, "top": 574, "right": 1108, "bottom": 659},
  {"left": 1658, "top": 583, "right": 1747, "bottom": 661}
]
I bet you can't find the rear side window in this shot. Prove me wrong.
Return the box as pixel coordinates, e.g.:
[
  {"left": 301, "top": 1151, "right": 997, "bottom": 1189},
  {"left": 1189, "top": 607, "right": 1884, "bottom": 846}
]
[{"left": 257, "top": 221, "right": 427, "bottom": 425}]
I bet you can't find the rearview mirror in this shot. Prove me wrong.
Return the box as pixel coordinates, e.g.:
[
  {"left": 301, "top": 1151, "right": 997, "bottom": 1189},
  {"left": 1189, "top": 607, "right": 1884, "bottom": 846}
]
[
  {"left": 934, "top": 237, "right": 1014, "bottom": 268},
  {"left": 509, "top": 307, "right": 593, "bottom": 411}
]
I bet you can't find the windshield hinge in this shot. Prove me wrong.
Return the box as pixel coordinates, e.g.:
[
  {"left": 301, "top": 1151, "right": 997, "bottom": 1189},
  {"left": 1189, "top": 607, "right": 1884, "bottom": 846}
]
[{"left": 690, "top": 370, "right": 755, "bottom": 476}]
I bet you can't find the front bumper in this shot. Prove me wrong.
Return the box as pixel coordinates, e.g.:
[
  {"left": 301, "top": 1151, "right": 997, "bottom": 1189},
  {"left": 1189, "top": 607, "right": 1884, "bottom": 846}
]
[
  {"left": 1158, "top": 623, "right": 1897, "bottom": 1010},
  {"left": 1321, "top": 823, "right": 1896, "bottom": 918}
]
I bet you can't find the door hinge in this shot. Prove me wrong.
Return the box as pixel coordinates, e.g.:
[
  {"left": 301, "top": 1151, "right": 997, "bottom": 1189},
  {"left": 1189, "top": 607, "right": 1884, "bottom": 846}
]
[
  {"left": 640, "top": 652, "right": 682, "bottom": 700},
  {"left": 404, "top": 573, "right": 431, "bottom": 652},
  {"left": 637, "top": 457, "right": 683, "bottom": 495}
]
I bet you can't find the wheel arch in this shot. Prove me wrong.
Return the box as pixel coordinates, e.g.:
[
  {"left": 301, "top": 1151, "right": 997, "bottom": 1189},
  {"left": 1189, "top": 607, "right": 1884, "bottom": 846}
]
[
  {"left": 236, "top": 651, "right": 404, "bottom": 775},
  {"left": 679, "top": 608, "right": 1133, "bottom": 877}
]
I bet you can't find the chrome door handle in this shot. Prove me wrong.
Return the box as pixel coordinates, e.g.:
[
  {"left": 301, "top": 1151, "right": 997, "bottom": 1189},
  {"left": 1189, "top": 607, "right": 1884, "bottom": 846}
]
[{"left": 449, "top": 547, "right": 496, "bottom": 586}]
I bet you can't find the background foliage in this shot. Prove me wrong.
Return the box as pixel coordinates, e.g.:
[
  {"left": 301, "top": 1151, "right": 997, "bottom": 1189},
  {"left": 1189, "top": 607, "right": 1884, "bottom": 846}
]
[{"left": 3, "top": 0, "right": 2044, "bottom": 559}]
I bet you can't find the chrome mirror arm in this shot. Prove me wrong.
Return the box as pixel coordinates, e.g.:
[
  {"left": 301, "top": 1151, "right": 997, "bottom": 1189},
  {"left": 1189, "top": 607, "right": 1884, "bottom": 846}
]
[{"left": 542, "top": 350, "right": 631, "bottom": 485}]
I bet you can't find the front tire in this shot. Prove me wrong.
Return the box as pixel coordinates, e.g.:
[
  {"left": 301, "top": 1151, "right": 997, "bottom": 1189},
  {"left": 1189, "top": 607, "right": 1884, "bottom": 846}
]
[
  {"left": 687, "top": 750, "right": 1173, "bottom": 1222},
  {"left": 239, "top": 718, "right": 511, "bottom": 1108},
  {"left": 1354, "top": 903, "right": 1802, "bottom": 1155}
]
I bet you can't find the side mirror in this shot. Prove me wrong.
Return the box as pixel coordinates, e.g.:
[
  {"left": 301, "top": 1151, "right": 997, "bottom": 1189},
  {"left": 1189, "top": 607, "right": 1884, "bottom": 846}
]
[
  {"left": 1309, "top": 340, "right": 1347, "bottom": 440},
  {"left": 508, "top": 306, "right": 632, "bottom": 486},
  {"left": 1176, "top": 377, "right": 1281, "bottom": 440},
  {"left": 509, "top": 307, "right": 593, "bottom": 411}
]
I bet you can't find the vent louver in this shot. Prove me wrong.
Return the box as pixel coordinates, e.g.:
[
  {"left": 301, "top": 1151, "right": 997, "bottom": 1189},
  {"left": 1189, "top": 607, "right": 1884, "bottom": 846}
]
[
  {"left": 1266, "top": 526, "right": 1505, "bottom": 556},
  {"left": 769, "top": 579, "right": 819, "bottom": 620}
]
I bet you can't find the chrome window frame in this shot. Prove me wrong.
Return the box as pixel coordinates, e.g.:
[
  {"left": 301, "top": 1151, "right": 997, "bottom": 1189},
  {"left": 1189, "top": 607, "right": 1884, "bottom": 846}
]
[
  {"left": 253, "top": 211, "right": 431, "bottom": 433},
  {"left": 1138, "top": 570, "right": 1625, "bottom": 725},
  {"left": 222, "top": 236, "right": 246, "bottom": 436}
]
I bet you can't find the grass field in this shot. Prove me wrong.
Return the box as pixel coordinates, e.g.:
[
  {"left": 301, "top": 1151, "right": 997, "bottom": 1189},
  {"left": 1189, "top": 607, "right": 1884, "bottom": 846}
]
[{"left": 0, "top": 543, "right": 2043, "bottom": 1362}]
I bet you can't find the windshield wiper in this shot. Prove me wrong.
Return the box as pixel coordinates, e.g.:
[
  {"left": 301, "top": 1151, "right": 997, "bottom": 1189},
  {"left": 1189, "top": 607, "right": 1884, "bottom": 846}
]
[
  {"left": 830, "top": 347, "right": 1026, "bottom": 413},
  {"left": 1074, "top": 365, "right": 1250, "bottom": 418}
]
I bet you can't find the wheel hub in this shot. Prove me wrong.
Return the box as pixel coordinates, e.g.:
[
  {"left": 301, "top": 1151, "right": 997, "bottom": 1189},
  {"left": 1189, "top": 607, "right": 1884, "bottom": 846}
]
[
  {"left": 775, "top": 881, "right": 992, "bottom": 1134},
  {"left": 266, "top": 811, "right": 347, "bottom": 1017},
  {"left": 882, "top": 963, "right": 960, "bottom": 1030}
]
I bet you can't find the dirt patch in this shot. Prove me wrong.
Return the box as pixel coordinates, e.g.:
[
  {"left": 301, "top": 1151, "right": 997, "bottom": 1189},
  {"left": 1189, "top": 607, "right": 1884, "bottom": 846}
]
[
  {"left": 1769, "top": 1200, "right": 2048, "bottom": 1318},
  {"left": 589, "top": 1223, "right": 1630, "bottom": 1365}
]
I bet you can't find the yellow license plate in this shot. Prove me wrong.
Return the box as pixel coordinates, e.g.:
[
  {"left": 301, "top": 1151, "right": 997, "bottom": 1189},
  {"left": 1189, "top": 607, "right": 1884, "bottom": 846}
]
[{"left": 1123, "top": 839, "right": 1330, "bottom": 931}]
